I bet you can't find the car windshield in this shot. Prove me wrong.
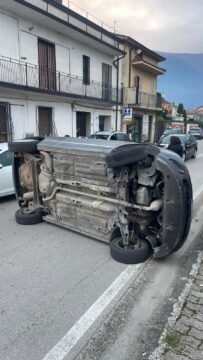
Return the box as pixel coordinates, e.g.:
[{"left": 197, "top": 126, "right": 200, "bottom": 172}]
[
  {"left": 160, "top": 135, "right": 185, "bottom": 145},
  {"left": 89, "top": 134, "right": 109, "bottom": 140},
  {"left": 163, "top": 130, "right": 171, "bottom": 135}
]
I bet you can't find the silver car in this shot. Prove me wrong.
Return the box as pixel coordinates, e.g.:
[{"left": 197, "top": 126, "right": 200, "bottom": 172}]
[
  {"left": 0, "top": 143, "right": 14, "bottom": 197},
  {"left": 9, "top": 137, "right": 192, "bottom": 264}
]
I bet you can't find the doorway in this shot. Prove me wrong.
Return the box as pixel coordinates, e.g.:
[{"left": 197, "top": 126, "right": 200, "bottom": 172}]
[
  {"left": 76, "top": 112, "right": 91, "bottom": 137},
  {"left": 127, "top": 115, "right": 142, "bottom": 143},
  {"left": 38, "top": 39, "right": 56, "bottom": 91},
  {"left": 0, "top": 103, "right": 12, "bottom": 142},
  {"left": 38, "top": 107, "right": 53, "bottom": 137}
]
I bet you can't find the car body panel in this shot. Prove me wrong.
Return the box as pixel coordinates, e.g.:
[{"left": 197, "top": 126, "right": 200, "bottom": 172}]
[
  {"left": 0, "top": 143, "right": 14, "bottom": 197},
  {"left": 10, "top": 137, "right": 193, "bottom": 260}
]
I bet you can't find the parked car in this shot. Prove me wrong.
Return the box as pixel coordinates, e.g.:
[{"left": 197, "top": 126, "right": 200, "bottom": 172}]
[
  {"left": 89, "top": 131, "right": 130, "bottom": 141},
  {"left": 0, "top": 143, "right": 14, "bottom": 197},
  {"left": 159, "top": 128, "right": 184, "bottom": 142},
  {"left": 158, "top": 134, "right": 197, "bottom": 161},
  {"left": 188, "top": 127, "right": 203, "bottom": 139},
  {"left": 8, "top": 137, "right": 192, "bottom": 264}
]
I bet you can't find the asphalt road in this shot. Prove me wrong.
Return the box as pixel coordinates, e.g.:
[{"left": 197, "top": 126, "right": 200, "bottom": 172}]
[{"left": 1, "top": 140, "right": 203, "bottom": 360}]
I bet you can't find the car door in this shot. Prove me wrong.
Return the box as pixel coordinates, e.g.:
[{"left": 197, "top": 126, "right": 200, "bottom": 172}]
[
  {"left": 0, "top": 150, "right": 14, "bottom": 196},
  {"left": 190, "top": 135, "right": 197, "bottom": 156},
  {"left": 185, "top": 135, "right": 193, "bottom": 158}
]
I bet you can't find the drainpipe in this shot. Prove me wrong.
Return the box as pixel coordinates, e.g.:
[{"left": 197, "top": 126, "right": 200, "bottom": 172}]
[
  {"left": 128, "top": 47, "right": 134, "bottom": 88},
  {"left": 113, "top": 53, "right": 126, "bottom": 130}
]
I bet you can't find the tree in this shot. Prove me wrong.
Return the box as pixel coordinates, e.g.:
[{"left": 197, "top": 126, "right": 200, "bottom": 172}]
[
  {"left": 183, "top": 109, "right": 187, "bottom": 133},
  {"left": 177, "top": 103, "right": 184, "bottom": 115}
]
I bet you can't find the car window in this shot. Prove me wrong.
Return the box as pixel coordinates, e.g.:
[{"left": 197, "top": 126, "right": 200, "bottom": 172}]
[
  {"left": 117, "top": 133, "right": 129, "bottom": 141},
  {"left": 160, "top": 135, "right": 171, "bottom": 144},
  {"left": 89, "top": 134, "right": 109, "bottom": 140},
  {"left": 110, "top": 134, "right": 118, "bottom": 140},
  {"left": 186, "top": 135, "right": 191, "bottom": 142},
  {"left": 0, "top": 150, "right": 12, "bottom": 167}
]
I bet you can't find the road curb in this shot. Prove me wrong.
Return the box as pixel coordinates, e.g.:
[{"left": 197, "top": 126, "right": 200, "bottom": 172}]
[{"left": 148, "top": 251, "right": 203, "bottom": 360}]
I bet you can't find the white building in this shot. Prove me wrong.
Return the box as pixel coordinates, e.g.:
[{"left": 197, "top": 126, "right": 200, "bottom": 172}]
[{"left": 0, "top": 0, "right": 124, "bottom": 142}]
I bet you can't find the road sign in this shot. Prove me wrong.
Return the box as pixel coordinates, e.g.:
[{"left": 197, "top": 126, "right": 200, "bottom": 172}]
[{"left": 123, "top": 107, "right": 132, "bottom": 120}]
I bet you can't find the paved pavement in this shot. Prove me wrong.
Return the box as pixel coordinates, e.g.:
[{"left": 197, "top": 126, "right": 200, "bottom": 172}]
[{"left": 150, "top": 248, "right": 203, "bottom": 360}]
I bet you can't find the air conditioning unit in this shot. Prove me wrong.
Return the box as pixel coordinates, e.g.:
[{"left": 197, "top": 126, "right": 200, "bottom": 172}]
[{"left": 123, "top": 87, "right": 136, "bottom": 104}]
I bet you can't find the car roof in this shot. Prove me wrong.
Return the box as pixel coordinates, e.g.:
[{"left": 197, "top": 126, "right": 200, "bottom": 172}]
[
  {"left": 0, "top": 143, "right": 8, "bottom": 154},
  {"left": 92, "top": 131, "right": 126, "bottom": 135}
]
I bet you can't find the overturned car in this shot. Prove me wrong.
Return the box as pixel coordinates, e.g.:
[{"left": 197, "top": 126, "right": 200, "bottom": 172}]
[{"left": 8, "top": 137, "right": 192, "bottom": 264}]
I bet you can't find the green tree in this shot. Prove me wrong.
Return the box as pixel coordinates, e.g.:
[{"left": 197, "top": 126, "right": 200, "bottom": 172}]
[
  {"left": 177, "top": 103, "right": 184, "bottom": 115},
  {"left": 183, "top": 109, "right": 187, "bottom": 133}
]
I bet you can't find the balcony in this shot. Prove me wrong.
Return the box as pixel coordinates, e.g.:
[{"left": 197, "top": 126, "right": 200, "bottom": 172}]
[
  {"left": 123, "top": 87, "right": 159, "bottom": 109},
  {"left": 131, "top": 59, "right": 166, "bottom": 75},
  {"left": 0, "top": 57, "right": 122, "bottom": 104}
]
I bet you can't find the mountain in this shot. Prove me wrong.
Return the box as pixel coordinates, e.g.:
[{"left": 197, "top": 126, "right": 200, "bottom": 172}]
[{"left": 157, "top": 52, "right": 203, "bottom": 109}]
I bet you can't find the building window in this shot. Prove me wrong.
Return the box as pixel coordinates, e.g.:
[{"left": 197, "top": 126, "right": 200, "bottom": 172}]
[
  {"left": 38, "top": 39, "right": 56, "bottom": 91},
  {"left": 0, "top": 103, "right": 13, "bottom": 142},
  {"left": 102, "top": 63, "right": 112, "bottom": 101},
  {"left": 83, "top": 56, "right": 90, "bottom": 85}
]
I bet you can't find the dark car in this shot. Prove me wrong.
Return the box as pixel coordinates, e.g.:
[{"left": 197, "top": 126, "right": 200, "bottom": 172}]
[
  {"left": 159, "top": 128, "right": 184, "bottom": 142},
  {"left": 89, "top": 131, "right": 130, "bottom": 141},
  {"left": 159, "top": 134, "right": 197, "bottom": 161},
  {"left": 8, "top": 137, "right": 192, "bottom": 264}
]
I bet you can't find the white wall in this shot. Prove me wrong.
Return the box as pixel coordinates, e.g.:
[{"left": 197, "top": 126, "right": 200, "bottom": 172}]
[
  {"left": 0, "top": 6, "right": 123, "bottom": 139},
  {"left": 0, "top": 12, "right": 19, "bottom": 60},
  {"left": 0, "top": 90, "right": 119, "bottom": 139},
  {"left": 0, "top": 10, "right": 118, "bottom": 87}
]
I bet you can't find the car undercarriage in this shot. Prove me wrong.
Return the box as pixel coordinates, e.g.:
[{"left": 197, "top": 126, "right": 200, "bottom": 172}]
[{"left": 9, "top": 137, "right": 192, "bottom": 264}]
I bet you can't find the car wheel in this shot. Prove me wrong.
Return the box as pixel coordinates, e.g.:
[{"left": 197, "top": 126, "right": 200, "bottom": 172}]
[
  {"left": 110, "top": 237, "right": 151, "bottom": 264},
  {"left": 8, "top": 139, "right": 40, "bottom": 153},
  {"left": 15, "top": 208, "right": 43, "bottom": 225},
  {"left": 182, "top": 152, "right": 186, "bottom": 161},
  {"left": 192, "top": 148, "right": 197, "bottom": 158}
]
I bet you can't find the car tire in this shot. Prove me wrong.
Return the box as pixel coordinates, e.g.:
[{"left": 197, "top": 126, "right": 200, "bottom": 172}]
[
  {"left": 15, "top": 208, "right": 43, "bottom": 225},
  {"left": 192, "top": 148, "right": 197, "bottom": 158},
  {"left": 8, "top": 139, "right": 40, "bottom": 153},
  {"left": 110, "top": 237, "right": 151, "bottom": 264}
]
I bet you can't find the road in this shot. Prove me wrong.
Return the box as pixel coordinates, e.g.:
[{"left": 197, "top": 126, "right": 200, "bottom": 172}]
[{"left": 1, "top": 140, "right": 203, "bottom": 360}]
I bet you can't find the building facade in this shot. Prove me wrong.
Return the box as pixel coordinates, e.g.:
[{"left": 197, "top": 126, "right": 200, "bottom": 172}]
[
  {"left": 120, "top": 36, "right": 165, "bottom": 143},
  {"left": 0, "top": 0, "right": 124, "bottom": 142}
]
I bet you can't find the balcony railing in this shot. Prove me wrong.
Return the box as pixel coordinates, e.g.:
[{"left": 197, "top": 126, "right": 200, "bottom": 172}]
[
  {"left": 0, "top": 57, "right": 122, "bottom": 104},
  {"left": 123, "top": 87, "right": 158, "bottom": 109}
]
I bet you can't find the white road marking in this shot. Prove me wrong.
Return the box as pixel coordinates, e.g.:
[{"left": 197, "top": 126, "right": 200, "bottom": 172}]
[
  {"left": 42, "top": 182, "right": 203, "bottom": 360},
  {"left": 193, "top": 183, "right": 203, "bottom": 201},
  {"left": 197, "top": 153, "right": 203, "bottom": 159},
  {"left": 42, "top": 264, "right": 143, "bottom": 360}
]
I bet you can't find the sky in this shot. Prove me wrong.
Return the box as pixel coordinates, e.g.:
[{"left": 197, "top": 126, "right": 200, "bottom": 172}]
[{"left": 67, "top": 0, "right": 203, "bottom": 54}]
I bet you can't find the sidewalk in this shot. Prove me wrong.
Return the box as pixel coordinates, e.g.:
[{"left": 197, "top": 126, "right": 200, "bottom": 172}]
[{"left": 150, "top": 250, "right": 203, "bottom": 360}]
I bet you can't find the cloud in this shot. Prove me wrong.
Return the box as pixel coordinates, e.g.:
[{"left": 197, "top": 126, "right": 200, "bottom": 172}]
[{"left": 69, "top": 0, "right": 203, "bottom": 53}]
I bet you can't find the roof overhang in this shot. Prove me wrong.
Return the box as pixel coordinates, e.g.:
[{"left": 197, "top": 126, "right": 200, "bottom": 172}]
[{"left": 131, "top": 60, "right": 166, "bottom": 75}]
